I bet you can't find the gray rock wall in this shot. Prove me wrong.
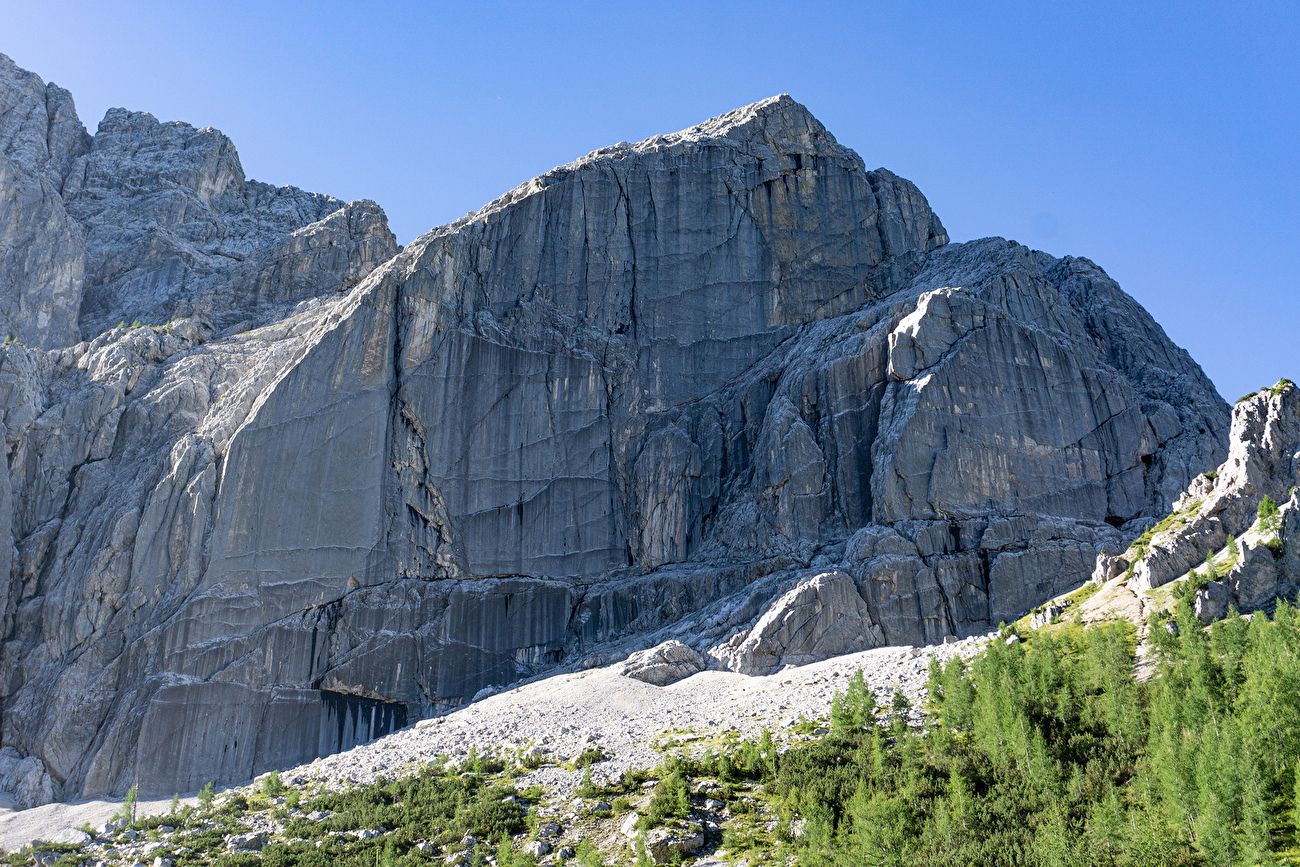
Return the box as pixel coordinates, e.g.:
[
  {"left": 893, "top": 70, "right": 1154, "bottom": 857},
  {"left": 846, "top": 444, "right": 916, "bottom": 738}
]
[{"left": 0, "top": 57, "right": 1231, "bottom": 803}]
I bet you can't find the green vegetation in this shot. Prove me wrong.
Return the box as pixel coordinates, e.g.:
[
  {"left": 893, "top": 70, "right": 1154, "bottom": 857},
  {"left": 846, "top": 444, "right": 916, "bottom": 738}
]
[
  {"left": 112, "top": 784, "right": 138, "bottom": 825},
  {"left": 1172, "top": 567, "right": 1209, "bottom": 603},
  {"left": 680, "top": 603, "right": 1300, "bottom": 866},
  {"left": 637, "top": 762, "right": 694, "bottom": 831},
  {"left": 1238, "top": 380, "right": 1293, "bottom": 404},
  {"left": 245, "top": 765, "right": 531, "bottom": 867},
  {"left": 261, "top": 769, "right": 286, "bottom": 796},
  {"left": 560, "top": 595, "right": 1300, "bottom": 866},
  {"left": 1259, "top": 495, "right": 1281, "bottom": 535}
]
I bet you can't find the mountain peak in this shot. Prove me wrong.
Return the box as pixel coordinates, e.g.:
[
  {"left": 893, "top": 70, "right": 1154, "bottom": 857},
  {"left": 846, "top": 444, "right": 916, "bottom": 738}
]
[{"left": 565, "top": 93, "right": 853, "bottom": 170}]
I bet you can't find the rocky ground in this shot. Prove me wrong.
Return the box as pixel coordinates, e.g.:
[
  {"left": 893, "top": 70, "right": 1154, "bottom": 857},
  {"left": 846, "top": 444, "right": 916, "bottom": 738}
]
[{"left": 0, "top": 634, "right": 989, "bottom": 856}]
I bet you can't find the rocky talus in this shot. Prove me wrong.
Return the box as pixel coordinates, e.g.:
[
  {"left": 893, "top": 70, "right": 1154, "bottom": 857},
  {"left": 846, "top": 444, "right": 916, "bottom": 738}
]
[{"left": 0, "top": 53, "right": 1229, "bottom": 805}]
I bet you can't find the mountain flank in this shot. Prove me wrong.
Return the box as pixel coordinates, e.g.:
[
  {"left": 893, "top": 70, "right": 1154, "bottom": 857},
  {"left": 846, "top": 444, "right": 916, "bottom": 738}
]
[{"left": 0, "top": 53, "right": 1231, "bottom": 808}]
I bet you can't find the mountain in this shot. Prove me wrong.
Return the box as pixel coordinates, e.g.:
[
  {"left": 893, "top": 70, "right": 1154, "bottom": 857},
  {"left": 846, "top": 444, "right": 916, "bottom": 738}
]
[{"left": 0, "top": 53, "right": 1229, "bottom": 806}]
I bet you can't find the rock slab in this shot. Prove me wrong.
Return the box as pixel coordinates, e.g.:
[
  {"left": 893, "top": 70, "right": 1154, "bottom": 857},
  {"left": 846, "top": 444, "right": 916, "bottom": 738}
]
[{"left": 711, "top": 572, "right": 885, "bottom": 674}]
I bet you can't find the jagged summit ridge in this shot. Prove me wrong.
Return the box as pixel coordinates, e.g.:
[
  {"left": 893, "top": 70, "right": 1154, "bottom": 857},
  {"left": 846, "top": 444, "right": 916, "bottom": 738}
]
[
  {"left": 0, "top": 52, "right": 399, "bottom": 347},
  {"left": 0, "top": 54, "right": 1229, "bottom": 806}
]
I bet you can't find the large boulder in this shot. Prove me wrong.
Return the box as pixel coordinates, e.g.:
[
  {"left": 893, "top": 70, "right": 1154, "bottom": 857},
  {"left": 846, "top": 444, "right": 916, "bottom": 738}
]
[
  {"left": 0, "top": 750, "right": 55, "bottom": 810},
  {"left": 621, "top": 641, "right": 706, "bottom": 686},
  {"left": 710, "top": 572, "right": 885, "bottom": 675}
]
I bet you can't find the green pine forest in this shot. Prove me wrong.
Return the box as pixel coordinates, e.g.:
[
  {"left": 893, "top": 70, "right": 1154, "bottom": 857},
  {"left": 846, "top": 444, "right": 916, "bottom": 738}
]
[{"left": 754, "top": 602, "right": 1300, "bottom": 865}]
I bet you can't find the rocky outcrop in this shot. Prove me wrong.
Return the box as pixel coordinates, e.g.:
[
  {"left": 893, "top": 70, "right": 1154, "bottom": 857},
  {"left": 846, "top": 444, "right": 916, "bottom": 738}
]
[
  {"left": 0, "top": 53, "right": 1230, "bottom": 804},
  {"left": 621, "top": 641, "right": 705, "bottom": 686},
  {"left": 0, "top": 747, "right": 54, "bottom": 810},
  {"left": 710, "top": 572, "right": 884, "bottom": 675},
  {"left": 66, "top": 108, "right": 396, "bottom": 337},
  {"left": 0, "top": 52, "right": 398, "bottom": 352},
  {"left": 0, "top": 56, "right": 89, "bottom": 349},
  {"left": 1101, "top": 382, "right": 1299, "bottom": 594},
  {"left": 1082, "top": 382, "right": 1300, "bottom": 623}
]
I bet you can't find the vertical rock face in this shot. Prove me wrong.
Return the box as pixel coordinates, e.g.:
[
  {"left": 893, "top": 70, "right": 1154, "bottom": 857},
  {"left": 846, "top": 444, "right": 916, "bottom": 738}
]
[
  {"left": 0, "top": 55, "right": 90, "bottom": 349},
  {"left": 0, "top": 56, "right": 1230, "bottom": 803}
]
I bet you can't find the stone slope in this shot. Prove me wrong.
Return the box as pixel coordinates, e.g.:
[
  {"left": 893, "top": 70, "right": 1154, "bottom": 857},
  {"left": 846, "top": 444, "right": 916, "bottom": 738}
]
[
  {"left": 0, "top": 634, "right": 988, "bottom": 851},
  {"left": 0, "top": 59, "right": 1230, "bottom": 805}
]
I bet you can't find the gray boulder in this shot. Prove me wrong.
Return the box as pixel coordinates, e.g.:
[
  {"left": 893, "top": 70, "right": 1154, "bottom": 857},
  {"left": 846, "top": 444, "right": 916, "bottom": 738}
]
[
  {"left": 621, "top": 641, "right": 706, "bottom": 686},
  {"left": 640, "top": 828, "right": 705, "bottom": 864},
  {"left": 711, "top": 572, "right": 884, "bottom": 675},
  {"left": 0, "top": 750, "right": 55, "bottom": 809},
  {"left": 227, "top": 832, "right": 264, "bottom": 851}
]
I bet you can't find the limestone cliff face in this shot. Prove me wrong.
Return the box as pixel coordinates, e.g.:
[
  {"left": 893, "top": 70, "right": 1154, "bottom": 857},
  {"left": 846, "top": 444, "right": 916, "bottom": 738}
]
[{"left": 0, "top": 56, "right": 1229, "bottom": 804}]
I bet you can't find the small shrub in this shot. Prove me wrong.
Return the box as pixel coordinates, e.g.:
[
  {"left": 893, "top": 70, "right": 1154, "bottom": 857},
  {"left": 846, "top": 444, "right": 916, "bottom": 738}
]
[
  {"left": 638, "top": 765, "right": 692, "bottom": 829},
  {"left": 217, "top": 792, "right": 248, "bottom": 817},
  {"left": 576, "top": 766, "right": 600, "bottom": 799},
  {"left": 457, "top": 798, "right": 527, "bottom": 837},
  {"left": 115, "top": 784, "right": 138, "bottom": 825},
  {"left": 574, "top": 839, "right": 603, "bottom": 867},
  {"left": 261, "top": 770, "right": 285, "bottom": 796},
  {"left": 618, "top": 768, "right": 652, "bottom": 793},
  {"left": 198, "top": 782, "right": 216, "bottom": 811},
  {"left": 1258, "top": 495, "right": 1280, "bottom": 534},
  {"left": 1175, "top": 569, "right": 1210, "bottom": 601}
]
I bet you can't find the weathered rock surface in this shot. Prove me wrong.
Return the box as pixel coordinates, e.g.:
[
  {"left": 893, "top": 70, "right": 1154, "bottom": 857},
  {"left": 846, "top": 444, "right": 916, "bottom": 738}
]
[
  {"left": 621, "top": 641, "right": 705, "bottom": 686},
  {"left": 1074, "top": 383, "right": 1300, "bottom": 638},
  {"left": 0, "top": 52, "right": 397, "bottom": 350},
  {"left": 710, "top": 572, "right": 884, "bottom": 674},
  {"left": 638, "top": 827, "right": 706, "bottom": 864},
  {"left": 0, "top": 56, "right": 89, "bottom": 349},
  {"left": 0, "top": 54, "right": 1230, "bottom": 804},
  {"left": 1105, "top": 383, "right": 1300, "bottom": 602},
  {"left": 0, "top": 747, "right": 54, "bottom": 810}
]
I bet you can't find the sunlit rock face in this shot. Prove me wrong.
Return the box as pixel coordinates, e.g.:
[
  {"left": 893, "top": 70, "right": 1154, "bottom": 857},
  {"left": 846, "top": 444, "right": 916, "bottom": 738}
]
[{"left": 0, "top": 52, "right": 1228, "bottom": 803}]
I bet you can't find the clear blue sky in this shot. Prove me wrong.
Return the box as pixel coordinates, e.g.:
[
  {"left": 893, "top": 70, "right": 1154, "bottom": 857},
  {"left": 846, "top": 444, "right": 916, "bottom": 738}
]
[{"left": 3, "top": 1, "right": 1296, "bottom": 403}]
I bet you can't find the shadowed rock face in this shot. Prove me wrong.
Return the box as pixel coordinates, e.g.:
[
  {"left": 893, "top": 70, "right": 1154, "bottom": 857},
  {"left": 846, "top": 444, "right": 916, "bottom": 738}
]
[{"left": 0, "top": 55, "right": 1229, "bottom": 803}]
